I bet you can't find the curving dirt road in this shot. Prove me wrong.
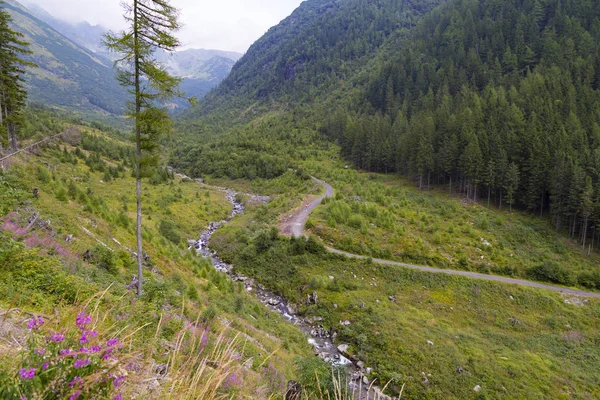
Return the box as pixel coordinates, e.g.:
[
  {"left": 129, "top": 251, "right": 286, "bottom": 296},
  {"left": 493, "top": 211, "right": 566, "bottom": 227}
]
[
  {"left": 282, "top": 177, "right": 335, "bottom": 237},
  {"left": 289, "top": 178, "right": 600, "bottom": 299}
]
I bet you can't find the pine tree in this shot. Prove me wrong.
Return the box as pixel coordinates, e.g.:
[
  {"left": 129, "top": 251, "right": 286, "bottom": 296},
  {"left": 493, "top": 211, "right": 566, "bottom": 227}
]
[
  {"left": 0, "top": 1, "right": 34, "bottom": 152},
  {"left": 104, "top": 0, "right": 190, "bottom": 296}
]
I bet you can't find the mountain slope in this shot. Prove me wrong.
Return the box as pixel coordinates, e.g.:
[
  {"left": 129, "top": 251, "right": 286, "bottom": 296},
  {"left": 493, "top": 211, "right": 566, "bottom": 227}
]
[
  {"left": 183, "top": 0, "right": 445, "bottom": 122},
  {"left": 2, "top": 0, "right": 126, "bottom": 114},
  {"left": 21, "top": 2, "right": 242, "bottom": 106},
  {"left": 21, "top": 1, "right": 106, "bottom": 52}
]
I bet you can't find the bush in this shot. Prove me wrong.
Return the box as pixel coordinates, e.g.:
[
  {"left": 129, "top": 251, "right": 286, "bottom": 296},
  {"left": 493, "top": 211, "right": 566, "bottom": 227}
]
[
  {"left": 37, "top": 167, "right": 51, "bottom": 183},
  {"left": 55, "top": 187, "right": 68, "bottom": 202},
  {"left": 526, "top": 262, "right": 574, "bottom": 285},
  {"left": 159, "top": 219, "right": 181, "bottom": 244},
  {"left": 83, "top": 245, "right": 119, "bottom": 275},
  {"left": 577, "top": 271, "right": 600, "bottom": 289},
  {"left": 348, "top": 214, "right": 365, "bottom": 229}
]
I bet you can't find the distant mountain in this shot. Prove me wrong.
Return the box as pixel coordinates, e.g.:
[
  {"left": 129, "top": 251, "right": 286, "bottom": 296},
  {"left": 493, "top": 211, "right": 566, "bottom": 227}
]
[
  {"left": 156, "top": 49, "right": 241, "bottom": 102},
  {"left": 22, "top": 1, "right": 242, "bottom": 105},
  {"left": 21, "top": 1, "right": 106, "bottom": 52},
  {"left": 183, "top": 0, "right": 444, "bottom": 122},
  {"left": 3, "top": 0, "right": 127, "bottom": 114}
]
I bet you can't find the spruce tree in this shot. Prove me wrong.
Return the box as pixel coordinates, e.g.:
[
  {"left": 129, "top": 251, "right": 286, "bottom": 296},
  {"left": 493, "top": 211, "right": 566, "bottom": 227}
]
[
  {"left": 0, "top": 1, "right": 33, "bottom": 152},
  {"left": 104, "top": 0, "right": 189, "bottom": 296}
]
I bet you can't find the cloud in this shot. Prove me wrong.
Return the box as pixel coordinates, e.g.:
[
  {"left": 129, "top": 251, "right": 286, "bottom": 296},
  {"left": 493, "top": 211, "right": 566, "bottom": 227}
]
[{"left": 23, "top": 0, "right": 304, "bottom": 52}]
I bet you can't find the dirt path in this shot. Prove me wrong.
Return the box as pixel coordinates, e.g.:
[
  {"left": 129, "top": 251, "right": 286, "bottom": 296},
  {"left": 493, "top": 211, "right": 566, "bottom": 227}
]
[
  {"left": 280, "top": 177, "right": 334, "bottom": 236},
  {"left": 288, "top": 178, "right": 600, "bottom": 299}
]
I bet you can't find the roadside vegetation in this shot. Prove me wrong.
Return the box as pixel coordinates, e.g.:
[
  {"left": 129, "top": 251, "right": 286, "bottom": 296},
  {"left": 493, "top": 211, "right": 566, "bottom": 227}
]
[
  {"left": 211, "top": 197, "right": 600, "bottom": 399},
  {"left": 304, "top": 166, "right": 600, "bottom": 291}
]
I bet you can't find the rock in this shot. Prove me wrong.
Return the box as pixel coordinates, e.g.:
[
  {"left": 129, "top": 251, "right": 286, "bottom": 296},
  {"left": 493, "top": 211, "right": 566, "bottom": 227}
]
[
  {"left": 351, "top": 371, "right": 363, "bottom": 381},
  {"left": 362, "top": 376, "right": 369, "bottom": 385},
  {"left": 329, "top": 276, "right": 335, "bottom": 280},
  {"left": 287, "top": 303, "right": 297, "bottom": 315},
  {"left": 268, "top": 298, "right": 280, "bottom": 306},
  {"left": 333, "top": 304, "right": 338, "bottom": 309},
  {"left": 285, "top": 381, "right": 303, "bottom": 400},
  {"left": 365, "top": 367, "right": 373, "bottom": 375},
  {"left": 307, "top": 291, "right": 318, "bottom": 305},
  {"left": 340, "top": 320, "right": 351, "bottom": 326},
  {"left": 356, "top": 361, "right": 365, "bottom": 369},
  {"left": 388, "top": 296, "right": 397, "bottom": 302},
  {"left": 427, "top": 340, "right": 434, "bottom": 346},
  {"left": 474, "top": 385, "right": 482, "bottom": 392},
  {"left": 337, "top": 344, "right": 349, "bottom": 354},
  {"left": 456, "top": 366, "right": 465, "bottom": 374}
]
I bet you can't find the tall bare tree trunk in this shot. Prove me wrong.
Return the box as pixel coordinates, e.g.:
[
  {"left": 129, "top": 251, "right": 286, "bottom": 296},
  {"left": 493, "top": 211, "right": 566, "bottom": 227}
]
[
  {"left": 134, "top": 0, "right": 143, "bottom": 297},
  {"left": 9, "top": 122, "right": 17, "bottom": 152}
]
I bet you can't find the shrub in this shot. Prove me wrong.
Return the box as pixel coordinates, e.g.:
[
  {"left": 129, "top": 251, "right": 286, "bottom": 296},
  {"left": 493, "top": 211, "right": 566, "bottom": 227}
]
[
  {"left": 526, "top": 262, "right": 574, "bottom": 285},
  {"left": 37, "top": 167, "right": 51, "bottom": 183},
  {"left": 348, "top": 214, "right": 365, "bottom": 229},
  {"left": 55, "top": 187, "right": 68, "bottom": 202},
  {"left": 159, "top": 219, "right": 181, "bottom": 244},
  {"left": 84, "top": 245, "right": 118, "bottom": 275},
  {"left": 577, "top": 271, "right": 600, "bottom": 289}
]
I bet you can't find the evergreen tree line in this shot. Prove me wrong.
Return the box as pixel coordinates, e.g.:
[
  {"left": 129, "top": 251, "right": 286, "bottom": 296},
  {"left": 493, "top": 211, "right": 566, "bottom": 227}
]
[
  {"left": 322, "top": 0, "right": 600, "bottom": 250},
  {"left": 0, "top": 0, "right": 33, "bottom": 153}
]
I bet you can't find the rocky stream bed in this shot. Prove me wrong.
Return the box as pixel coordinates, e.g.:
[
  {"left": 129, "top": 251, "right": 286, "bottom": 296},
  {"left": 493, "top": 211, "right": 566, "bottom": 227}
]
[{"left": 188, "top": 189, "right": 394, "bottom": 400}]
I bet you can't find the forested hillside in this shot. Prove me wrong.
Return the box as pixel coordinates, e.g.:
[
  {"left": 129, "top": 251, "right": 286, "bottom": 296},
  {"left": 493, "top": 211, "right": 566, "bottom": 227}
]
[
  {"left": 2, "top": 0, "right": 128, "bottom": 114},
  {"left": 320, "top": 0, "right": 600, "bottom": 248},
  {"left": 183, "top": 0, "right": 445, "bottom": 123}
]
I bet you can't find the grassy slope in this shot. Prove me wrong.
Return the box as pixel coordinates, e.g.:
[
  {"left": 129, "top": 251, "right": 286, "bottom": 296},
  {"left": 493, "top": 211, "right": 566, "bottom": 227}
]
[
  {"left": 0, "top": 131, "right": 316, "bottom": 398},
  {"left": 211, "top": 198, "right": 600, "bottom": 399},
  {"left": 302, "top": 163, "right": 600, "bottom": 290}
]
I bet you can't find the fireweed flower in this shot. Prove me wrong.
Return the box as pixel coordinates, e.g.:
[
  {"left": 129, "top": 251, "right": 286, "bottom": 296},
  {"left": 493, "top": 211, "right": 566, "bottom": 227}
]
[
  {"left": 59, "top": 349, "right": 73, "bottom": 356},
  {"left": 50, "top": 333, "right": 65, "bottom": 343},
  {"left": 68, "top": 376, "right": 84, "bottom": 388},
  {"left": 73, "top": 358, "right": 91, "bottom": 369},
  {"left": 75, "top": 313, "right": 92, "bottom": 330},
  {"left": 113, "top": 375, "right": 125, "bottom": 388},
  {"left": 79, "top": 330, "right": 97, "bottom": 344},
  {"left": 69, "top": 390, "right": 81, "bottom": 400},
  {"left": 19, "top": 368, "right": 36, "bottom": 379},
  {"left": 34, "top": 348, "right": 45, "bottom": 356},
  {"left": 42, "top": 363, "right": 49, "bottom": 370},
  {"left": 106, "top": 338, "right": 119, "bottom": 347},
  {"left": 27, "top": 316, "right": 44, "bottom": 330},
  {"left": 90, "top": 345, "right": 102, "bottom": 353},
  {"left": 102, "top": 349, "right": 114, "bottom": 360},
  {"left": 113, "top": 394, "right": 123, "bottom": 400}
]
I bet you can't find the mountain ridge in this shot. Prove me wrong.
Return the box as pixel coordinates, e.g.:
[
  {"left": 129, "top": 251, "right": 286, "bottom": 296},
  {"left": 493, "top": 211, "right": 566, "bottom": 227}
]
[
  {"left": 3, "top": 0, "right": 127, "bottom": 114},
  {"left": 21, "top": 1, "right": 243, "bottom": 105}
]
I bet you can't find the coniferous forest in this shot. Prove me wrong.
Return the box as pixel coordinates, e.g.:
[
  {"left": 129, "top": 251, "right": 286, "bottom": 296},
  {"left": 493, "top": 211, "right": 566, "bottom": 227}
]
[{"left": 318, "top": 0, "right": 600, "bottom": 248}]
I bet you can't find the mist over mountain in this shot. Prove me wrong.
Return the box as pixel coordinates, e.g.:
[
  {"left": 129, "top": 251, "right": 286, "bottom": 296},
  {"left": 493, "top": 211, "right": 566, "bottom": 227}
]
[
  {"left": 3, "top": 0, "right": 127, "bottom": 114},
  {"left": 22, "top": 1, "right": 243, "bottom": 105}
]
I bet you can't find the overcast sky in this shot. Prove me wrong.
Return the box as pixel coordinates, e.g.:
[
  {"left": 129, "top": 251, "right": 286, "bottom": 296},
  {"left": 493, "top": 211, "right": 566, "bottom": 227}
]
[{"left": 23, "top": 0, "right": 304, "bottom": 53}]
